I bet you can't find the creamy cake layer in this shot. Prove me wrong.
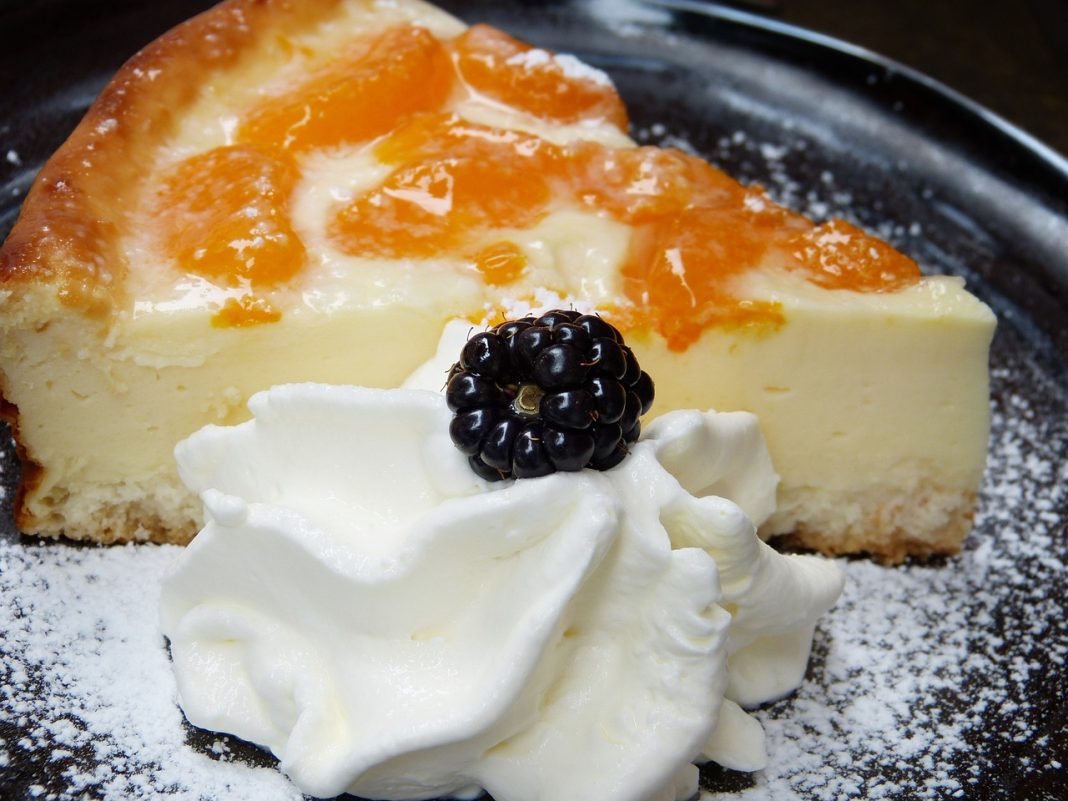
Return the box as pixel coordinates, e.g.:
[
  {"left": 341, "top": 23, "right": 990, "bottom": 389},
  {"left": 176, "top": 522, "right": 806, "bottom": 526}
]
[
  {"left": 0, "top": 260, "right": 994, "bottom": 557},
  {"left": 0, "top": 0, "right": 995, "bottom": 559}
]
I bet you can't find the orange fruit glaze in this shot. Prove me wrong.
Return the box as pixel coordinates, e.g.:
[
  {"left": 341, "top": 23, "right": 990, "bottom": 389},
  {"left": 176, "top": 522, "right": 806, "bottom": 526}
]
[
  {"left": 451, "top": 25, "right": 629, "bottom": 131},
  {"left": 211, "top": 295, "right": 283, "bottom": 328},
  {"left": 570, "top": 147, "right": 808, "bottom": 346},
  {"left": 470, "top": 240, "right": 529, "bottom": 285},
  {"left": 335, "top": 114, "right": 912, "bottom": 349},
  {"left": 156, "top": 22, "right": 920, "bottom": 337},
  {"left": 238, "top": 25, "right": 454, "bottom": 153},
  {"left": 331, "top": 114, "right": 561, "bottom": 257},
  {"left": 786, "top": 218, "right": 921, "bottom": 292},
  {"left": 158, "top": 24, "right": 456, "bottom": 325},
  {"left": 156, "top": 145, "right": 305, "bottom": 286}
]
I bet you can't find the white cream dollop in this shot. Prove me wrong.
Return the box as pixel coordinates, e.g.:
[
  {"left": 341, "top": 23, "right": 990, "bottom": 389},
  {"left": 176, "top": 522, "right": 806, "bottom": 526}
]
[{"left": 161, "top": 382, "right": 842, "bottom": 801}]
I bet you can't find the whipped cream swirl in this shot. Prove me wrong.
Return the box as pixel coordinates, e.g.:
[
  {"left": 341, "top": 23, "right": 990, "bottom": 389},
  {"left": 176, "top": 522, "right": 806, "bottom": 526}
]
[{"left": 161, "top": 383, "right": 842, "bottom": 801}]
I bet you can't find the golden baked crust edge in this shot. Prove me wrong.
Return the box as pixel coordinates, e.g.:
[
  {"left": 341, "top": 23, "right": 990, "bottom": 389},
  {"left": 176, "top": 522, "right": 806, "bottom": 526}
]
[
  {"left": 0, "top": 0, "right": 348, "bottom": 319},
  {"left": 0, "top": 0, "right": 354, "bottom": 540}
]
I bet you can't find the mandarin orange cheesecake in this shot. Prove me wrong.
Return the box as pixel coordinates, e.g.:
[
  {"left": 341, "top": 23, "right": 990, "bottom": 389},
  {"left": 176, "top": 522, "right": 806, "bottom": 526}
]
[{"left": 0, "top": 0, "right": 994, "bottom": 560}]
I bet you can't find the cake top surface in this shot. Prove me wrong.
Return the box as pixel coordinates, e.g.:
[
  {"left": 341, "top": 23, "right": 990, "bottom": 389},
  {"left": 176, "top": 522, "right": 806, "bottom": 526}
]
[{"left": 0, "top": 0, "right": 933, "bottom": 350}]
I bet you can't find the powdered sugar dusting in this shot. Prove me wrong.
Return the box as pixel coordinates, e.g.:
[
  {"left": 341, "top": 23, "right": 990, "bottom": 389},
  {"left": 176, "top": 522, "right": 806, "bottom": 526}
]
[
  {"left": 0, "top": 538, "right": 302, "bottom": 800},
  {"left": 2, "top": 342, "right": 1065, "bottom": 799},
  {"left": 703, "top": 359, "right": 1068, "bottom": 799},
  {"left": 552, "top": 54, "right": 613, "bottom": 87},
  {"left": 504, "top": 48, "right": 613, "bottom": 87},
  {"left": 505, "top": 48, "right": 553, "bottom": 70}
]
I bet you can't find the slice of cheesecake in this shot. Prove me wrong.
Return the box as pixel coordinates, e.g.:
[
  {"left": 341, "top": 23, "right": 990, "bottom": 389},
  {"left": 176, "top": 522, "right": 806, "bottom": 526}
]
[{"left": 0, "top": 0, "right": 994, "bottom": 560}]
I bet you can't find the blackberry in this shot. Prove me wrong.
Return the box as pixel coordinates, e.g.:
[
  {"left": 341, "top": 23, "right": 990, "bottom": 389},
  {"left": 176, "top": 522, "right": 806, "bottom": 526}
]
[{"left": 446, "top": 310, "right": 655, "bottom": 480}]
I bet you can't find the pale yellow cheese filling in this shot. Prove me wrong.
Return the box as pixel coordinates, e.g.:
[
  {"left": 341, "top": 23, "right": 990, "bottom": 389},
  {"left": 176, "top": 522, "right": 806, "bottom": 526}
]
[{"left": 0, "top": 0, "right": 995, "bottom": 553}]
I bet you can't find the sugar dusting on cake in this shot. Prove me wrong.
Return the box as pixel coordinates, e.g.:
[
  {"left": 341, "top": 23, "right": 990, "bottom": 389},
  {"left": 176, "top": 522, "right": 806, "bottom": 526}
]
[{"left": 505, "top": 48, "right": 614, "bottom": 87}]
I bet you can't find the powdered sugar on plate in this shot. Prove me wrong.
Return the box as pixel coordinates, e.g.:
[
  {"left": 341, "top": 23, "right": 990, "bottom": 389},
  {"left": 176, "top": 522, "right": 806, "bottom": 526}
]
[
  {"left": 718, "top": 359, "right": 1068, "bottom": 800},
  {"left": 1, "top": 337, "right": 1065, "bottom": 800},
  {"left": 0, "top": 539, "right": 302, "bottom": 800}
]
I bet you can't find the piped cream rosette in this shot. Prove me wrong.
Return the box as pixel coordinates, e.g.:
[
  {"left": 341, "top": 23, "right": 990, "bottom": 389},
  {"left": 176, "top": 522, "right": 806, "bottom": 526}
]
[{"left": 161, "top": 374, "right": 841, "bottom": 801}]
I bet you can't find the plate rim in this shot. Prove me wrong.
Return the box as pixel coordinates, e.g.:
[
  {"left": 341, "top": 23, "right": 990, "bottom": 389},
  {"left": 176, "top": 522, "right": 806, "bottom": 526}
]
[{"left": 640, "top": 0, "right": 1068, "bottom": 184}]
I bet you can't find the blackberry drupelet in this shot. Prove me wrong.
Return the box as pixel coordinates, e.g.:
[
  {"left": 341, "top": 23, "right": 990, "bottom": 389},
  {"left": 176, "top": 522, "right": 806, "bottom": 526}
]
[{"left": 446, "top": 310, "right": 655, "bottom": 480}]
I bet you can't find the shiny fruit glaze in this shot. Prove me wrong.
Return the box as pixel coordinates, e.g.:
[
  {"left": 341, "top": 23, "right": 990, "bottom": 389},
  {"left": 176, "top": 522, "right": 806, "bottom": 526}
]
[
  {"left": 451, "top": 25, "right": 628, "bottom": 131},
  {"left": 157, "top": 23, "right": 459, "bottom": 326},
  {"left": 156, "top": 22, "right": 921, "bottom": 337},
  {"left": 571, "top": 146, "right": 810, "bottom": 346},
  {"left": 239, "top": 25, "right": 454, "bottom": 153},
  {"left": 156, "top": 146, "right": 305, "bottom": 326},
  {"left": 334, "top": 115, "right": 918, "bottom": 349},
  {"left": 331, "top": 115, "right": 560, "bottom": 257},
  {"left": 568, "top": 143, "right": 743, "bottom": 225},
  {"left": 787, "top": 219, "right": 921, "bottom": 292},
  {"left": 470, "top": 240, "right": 529, "bottom": 285},
  {"left": 211, "top": 295, "right": 283, "bottom": 327}
]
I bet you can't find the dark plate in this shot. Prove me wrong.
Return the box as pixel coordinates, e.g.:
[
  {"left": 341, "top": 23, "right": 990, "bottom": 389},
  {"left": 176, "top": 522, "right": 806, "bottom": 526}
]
[{"left": 1, "top": 2, "right": 1066, "bottom": 800}]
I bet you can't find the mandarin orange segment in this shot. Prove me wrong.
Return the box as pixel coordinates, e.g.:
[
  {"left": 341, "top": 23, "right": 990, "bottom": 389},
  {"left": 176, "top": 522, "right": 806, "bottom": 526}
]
[
  {"left": 331, "top": 120, "right": 558, "bottom": 259},
  {"left": 621, "top": 206, "right": 784, "bottom": 349},
  {"left": 157, "top": 145, "right": 305, "bottom": 288},
  {"left": 570, "top": 144, "right": 742, "bottom": 224},
  {"left": 331, "top": 161, "right": 465, "bottom": 257},
  {"left": 374, "top": 113, "right": 567, "bottom": 170},
  {"left": 452, "top": 25, "right": 628, "bottom": 130},
  {"left": 239, "top": 25, "right": 454, "bottom": 153},
  {"left": 372, "top": 112, "right": 452, "bottom": 165},
  {"left": 331, "top": 157, "right": 552, "bottom": 257},
  {"left": 471, "top": 240, "right": 528, "bottom": 285},
  {"left": 787, "top": 218, "right": 921, "bottom": 291}
]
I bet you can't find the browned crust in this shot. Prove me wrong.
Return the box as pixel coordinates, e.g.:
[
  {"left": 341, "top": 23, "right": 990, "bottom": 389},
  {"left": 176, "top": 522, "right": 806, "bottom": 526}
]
[
  {"left": 0, "top": 0, "right": 346, "bottom": 319},
  {"left": 40, "top": 507, "right": 200, "bottom": 547},
  {"left": 0, "top": 0, "right": 356, "bottom": 539}
]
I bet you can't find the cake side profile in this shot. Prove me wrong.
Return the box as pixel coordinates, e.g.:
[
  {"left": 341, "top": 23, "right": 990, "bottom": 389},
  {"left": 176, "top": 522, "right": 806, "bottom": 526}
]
[
  {"left": 0, "top": 0, "right": 474, "bottom": 544},
  {"left": 0, "top": 0, "right": 995, "bottom": 559}
]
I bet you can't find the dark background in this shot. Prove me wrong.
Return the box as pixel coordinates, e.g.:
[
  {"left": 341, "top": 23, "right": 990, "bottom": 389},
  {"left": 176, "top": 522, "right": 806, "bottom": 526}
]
[{"left": 740, "top": 0, "right": 1068, "bottom": 158}]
